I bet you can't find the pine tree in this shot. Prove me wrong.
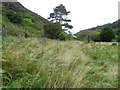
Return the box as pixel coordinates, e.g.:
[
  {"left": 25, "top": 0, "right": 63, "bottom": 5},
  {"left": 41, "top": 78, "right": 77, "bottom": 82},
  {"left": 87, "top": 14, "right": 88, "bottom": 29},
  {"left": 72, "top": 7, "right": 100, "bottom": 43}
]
[{"left": 48, "top": 4, "right": 73, "bottom": 31}]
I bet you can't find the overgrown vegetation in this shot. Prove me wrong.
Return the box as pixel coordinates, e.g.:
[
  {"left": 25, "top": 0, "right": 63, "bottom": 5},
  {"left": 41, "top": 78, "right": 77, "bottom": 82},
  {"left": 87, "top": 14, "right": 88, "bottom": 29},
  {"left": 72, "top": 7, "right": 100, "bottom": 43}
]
[
  {"left": 2, "top": 2, "right": 49, "bottom": 37},
  {"left": 2, "top": 37, "right": 118, "bottom": 88},
  {"left": 75, "top": 26, "right": 118, "bottom": 42},
  {"left": 44, "top": 22, "right": 62, "bottom": 39},
  {"left": 5, "top": 10, "right": 22, "bottom": 23},
  {"left": 75, "top": 30, "right": 100, "bottom": 41},
  {"left": 59, "top": 32, "right": 73, "bottom": 40},
  {"left": 99, "top": 27, "right": 115, "bottom": 42},
  {"left": 58, "top": 32, "right": 68, "bottom": 40},
  {"left": 1, "top": 2, "right": 119, "bottom": 88}
]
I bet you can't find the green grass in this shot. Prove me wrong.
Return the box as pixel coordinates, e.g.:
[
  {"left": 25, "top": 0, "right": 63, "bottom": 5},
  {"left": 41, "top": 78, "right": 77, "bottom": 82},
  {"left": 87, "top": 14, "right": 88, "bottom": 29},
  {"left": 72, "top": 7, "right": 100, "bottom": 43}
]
[
  {"left": 2, "top": 37, "right": 118, "bottom": 88},
  {"left": 0, "top": 14, "right": 2, "bottom": 30},
  {"left": 2, "top": 15, "right": 44, "bottom": 37}
]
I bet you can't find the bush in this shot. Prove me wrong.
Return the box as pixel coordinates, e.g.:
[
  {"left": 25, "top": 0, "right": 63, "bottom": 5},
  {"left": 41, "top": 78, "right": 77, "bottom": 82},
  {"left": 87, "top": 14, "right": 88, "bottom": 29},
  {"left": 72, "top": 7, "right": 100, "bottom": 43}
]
[
  {"left": 93, "top": 34, "right": 101, "bottom": 42},
  {"left": 44, "top": 23, "right": 62, "bottom": 39},
  {"left": 22, "top": 18, "right": 33, "bottom": 25},
  {"left": 59, "top": 32, "right": 67, "bottom": 40},
  {"left": 117, "top": 34, "right": 120, "bottom": 42},
  {"left": 59, "top": 32, "right": 73, "bottom": 40},
  {"left": 66, "top": 34, "right": 73, "bottom": 40},
  {"left": 5, "top": 10, "right": 22, "bottom": 23},
  {"left": 99, "top": 27, "right": 115, "bottom": 42}
]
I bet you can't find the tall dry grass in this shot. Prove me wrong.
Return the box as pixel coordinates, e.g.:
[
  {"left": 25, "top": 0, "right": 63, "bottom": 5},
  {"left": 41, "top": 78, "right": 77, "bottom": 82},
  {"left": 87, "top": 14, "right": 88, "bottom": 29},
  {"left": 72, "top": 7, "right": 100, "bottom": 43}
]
[{"left": 2, "top": 37, "right": 118, "bottom": 88}]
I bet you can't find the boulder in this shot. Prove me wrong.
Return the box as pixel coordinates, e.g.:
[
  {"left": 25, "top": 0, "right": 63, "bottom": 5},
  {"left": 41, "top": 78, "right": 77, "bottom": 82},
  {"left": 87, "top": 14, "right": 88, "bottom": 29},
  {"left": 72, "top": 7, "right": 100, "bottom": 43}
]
[{"left": 111, "top": 43, "right": 117, "bottom": 46}]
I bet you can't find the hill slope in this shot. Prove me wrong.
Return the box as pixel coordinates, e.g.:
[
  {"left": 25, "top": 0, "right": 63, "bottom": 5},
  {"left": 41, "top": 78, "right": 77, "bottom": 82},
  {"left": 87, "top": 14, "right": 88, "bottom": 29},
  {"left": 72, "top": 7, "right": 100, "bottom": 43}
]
[
  {"left": 75, "top": 20, "right": 119, "bottom": 41},
  {"left": 1, "top": 2, "right": 118, "bottom": 88},
  {"left": 88, "top": 20, "right": 119, "bottom": 30},
  {"left": 2, "top": 2, "right": 49, "bottom": 37}
]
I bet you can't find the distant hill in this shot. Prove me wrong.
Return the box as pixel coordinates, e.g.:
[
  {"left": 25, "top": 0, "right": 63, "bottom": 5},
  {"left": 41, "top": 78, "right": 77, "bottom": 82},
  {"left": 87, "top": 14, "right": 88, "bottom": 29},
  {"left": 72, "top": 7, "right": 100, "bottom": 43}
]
[
  {"left": 75, "top": 20, "right": 119, "bottom": 41},
  {"left": 75, "top": 30, "right": 100, "bottom": 41},
  {"left": 2, "top": 2, "right": 49, "bottom": 37},
  {"left": 88, "top": 20, "right": 119, "bottom": 30}
]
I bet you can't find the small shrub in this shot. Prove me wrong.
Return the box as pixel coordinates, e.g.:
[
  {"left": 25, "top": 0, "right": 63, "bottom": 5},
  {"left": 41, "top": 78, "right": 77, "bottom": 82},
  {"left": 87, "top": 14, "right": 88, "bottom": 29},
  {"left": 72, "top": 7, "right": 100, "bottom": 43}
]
[
  {"left": 59, "top": 32, "right": 67, "bottom": 40},
  {"left": 22, "top": 18, "right": 33, "bottom": 25},
  {"left": 93, "top": 35, "right": 101, "bottom": 42},
  {"left": 117, "top": 34, "right": 120, "bottom": 42},
  {"left": 66, "top": 34, "right": 73, "bottom": 40}
]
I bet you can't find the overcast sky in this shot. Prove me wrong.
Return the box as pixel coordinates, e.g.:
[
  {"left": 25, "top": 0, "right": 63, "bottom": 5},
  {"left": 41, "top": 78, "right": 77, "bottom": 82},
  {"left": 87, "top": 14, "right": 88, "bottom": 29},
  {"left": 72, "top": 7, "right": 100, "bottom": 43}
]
[{"left": 18, "top": 0, "right": 119, "bottom": 33}]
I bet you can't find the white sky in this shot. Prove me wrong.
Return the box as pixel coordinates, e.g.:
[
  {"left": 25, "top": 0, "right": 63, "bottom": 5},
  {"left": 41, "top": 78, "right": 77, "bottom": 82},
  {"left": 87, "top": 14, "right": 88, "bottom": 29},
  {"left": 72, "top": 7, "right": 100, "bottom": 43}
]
[{"left": 17, "top": 0, "right": 119, "bottom": 33}]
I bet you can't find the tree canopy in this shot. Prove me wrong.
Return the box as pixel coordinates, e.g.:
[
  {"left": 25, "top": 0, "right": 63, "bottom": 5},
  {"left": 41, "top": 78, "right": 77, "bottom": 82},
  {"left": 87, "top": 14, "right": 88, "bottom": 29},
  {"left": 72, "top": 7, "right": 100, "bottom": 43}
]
[
  {"left": 48, "top": 4, "right": 73, "bottom": 32},
  {"left": 100, "top": 27, "right": 115, "bottom": 42},
  {"left": 44, "top": 22, "right": 62, "bottom": 39}
]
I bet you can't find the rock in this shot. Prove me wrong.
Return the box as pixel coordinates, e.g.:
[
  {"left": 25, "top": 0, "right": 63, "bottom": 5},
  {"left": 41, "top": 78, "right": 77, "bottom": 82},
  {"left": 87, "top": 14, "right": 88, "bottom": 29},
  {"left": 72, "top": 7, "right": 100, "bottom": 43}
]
[
  {"left": 16, "top": 34, "right": 21, "bottom": 38},
  {"left": 111, "top": 43, "right": 117, "bottom": 46},
  {"left": 39, "top": 37, "right": 46, "bottom": 43}
]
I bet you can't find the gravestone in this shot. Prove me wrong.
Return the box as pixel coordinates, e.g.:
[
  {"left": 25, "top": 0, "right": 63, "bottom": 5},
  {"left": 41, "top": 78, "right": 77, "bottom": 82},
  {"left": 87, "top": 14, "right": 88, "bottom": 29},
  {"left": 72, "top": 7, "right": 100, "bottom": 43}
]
[{"left": 2, "top": 25, "right": 7, "bottom": 38}]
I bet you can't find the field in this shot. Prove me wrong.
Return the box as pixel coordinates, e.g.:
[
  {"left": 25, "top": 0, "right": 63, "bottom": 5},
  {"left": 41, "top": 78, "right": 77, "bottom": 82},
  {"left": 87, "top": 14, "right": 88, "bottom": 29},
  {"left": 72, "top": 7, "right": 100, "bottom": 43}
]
[{"left": 2, "top": 37, "right": 118, "bottom": 88}]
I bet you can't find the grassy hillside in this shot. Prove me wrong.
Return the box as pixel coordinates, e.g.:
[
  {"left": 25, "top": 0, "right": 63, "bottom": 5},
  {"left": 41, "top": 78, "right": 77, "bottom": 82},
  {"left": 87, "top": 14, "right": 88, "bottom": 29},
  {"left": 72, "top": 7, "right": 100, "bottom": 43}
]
[
  {"left": 2, "top": 2, "right": 49, "bottom": 37},
  {"left": 1, "top": 1, "right": 118, "bottom": 88},
  {"left": 2, "top": 37, "right": 118, "bottom": 88},
  {"left": 0, "top": 1, "right": 1, "bottom": 42},
  {"left": 75, "top": 19, "right": 119, "bottom": 41},
  {"left": 88, "top": 20, "right": 119, "bottom": 30},
  {"left": 75, "top": 30, "right": 100, "bottom": 41}
]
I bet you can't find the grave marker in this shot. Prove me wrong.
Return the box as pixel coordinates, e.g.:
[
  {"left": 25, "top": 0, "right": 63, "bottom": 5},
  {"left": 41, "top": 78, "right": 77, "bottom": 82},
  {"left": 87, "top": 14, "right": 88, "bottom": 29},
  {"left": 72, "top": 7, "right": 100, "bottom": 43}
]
[{"left": 2, "top": 25, "right": 7, "bottom": 38}]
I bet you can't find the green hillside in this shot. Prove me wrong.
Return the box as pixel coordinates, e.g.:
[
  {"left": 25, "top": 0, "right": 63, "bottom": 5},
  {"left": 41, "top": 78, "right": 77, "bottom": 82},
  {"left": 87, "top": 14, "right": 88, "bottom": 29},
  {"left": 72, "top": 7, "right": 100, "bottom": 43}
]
[
  {"left": 75, "top": 30, "right": 100, "bottom": 41},
  {"left": 75, "top": 20, "right": 119, "bottom": 42},
  {"left": 1, "top": 1, "right": 118, "bottom": 88},
  {"left": 2, "top": 2, "right": 49, "bottom": 37},
  {"left": 88, "top": 20, "right": 119, "bottom": 30}
]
